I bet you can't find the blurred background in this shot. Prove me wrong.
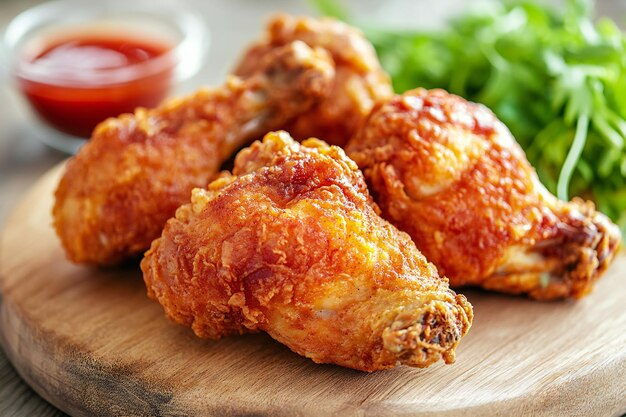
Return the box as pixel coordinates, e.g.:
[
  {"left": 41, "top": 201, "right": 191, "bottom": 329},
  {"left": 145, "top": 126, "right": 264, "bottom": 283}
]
[{"left": 0, "top": 0, "right": 625, "bottom": 415}]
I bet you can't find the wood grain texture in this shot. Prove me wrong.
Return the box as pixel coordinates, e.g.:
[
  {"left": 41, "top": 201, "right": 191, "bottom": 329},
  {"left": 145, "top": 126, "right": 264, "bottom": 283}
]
[
  {"left": 0, "top": 349, "right": 67, "bottom": 417},
  {"left": 0, "top": 164, "right": 625, "bottom": 417}
]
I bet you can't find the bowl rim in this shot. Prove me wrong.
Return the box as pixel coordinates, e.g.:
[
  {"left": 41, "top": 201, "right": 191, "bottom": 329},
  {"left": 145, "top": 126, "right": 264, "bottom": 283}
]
[{"left": 2, "top": 0, "right": 210, "bottom": 87}]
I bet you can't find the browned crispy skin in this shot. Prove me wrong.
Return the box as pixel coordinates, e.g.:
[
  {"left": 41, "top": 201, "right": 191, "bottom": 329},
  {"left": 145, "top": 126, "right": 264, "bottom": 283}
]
[
  {"left": 347, "top": 88, "right": 621, "bottom": 300},
  {"left": 53, "top": 41, "right": 334, "bottom": 265},
  {"left": 234, "top": 14, "right": 393, "bottom": 146},
  {"left": 141, "top": 131, "right": 472, "bottom": 372}
]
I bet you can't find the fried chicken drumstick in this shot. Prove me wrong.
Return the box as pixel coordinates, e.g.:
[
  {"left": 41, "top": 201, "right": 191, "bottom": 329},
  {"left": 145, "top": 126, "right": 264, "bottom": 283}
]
[
  {"left": 234, "top": 14, "right": 393, "bottom": 146},
  {"left": 53, "top": 41, "right": 334, "bottom": 265},
  {"left": 141, "top": 132, "right": 473, "bottom": 371},
  {"left": 347, "top": 89, "right": 621, "bottom": 300}
]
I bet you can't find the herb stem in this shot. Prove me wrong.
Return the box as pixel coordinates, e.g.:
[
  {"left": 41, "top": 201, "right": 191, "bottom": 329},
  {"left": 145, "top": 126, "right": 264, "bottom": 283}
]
[{"left": 557, "top": 113, "right": 590, "bottom": 200}]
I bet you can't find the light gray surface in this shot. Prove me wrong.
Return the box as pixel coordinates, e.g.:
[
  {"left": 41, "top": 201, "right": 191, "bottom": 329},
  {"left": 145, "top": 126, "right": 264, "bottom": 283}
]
[{"left": 0, "top": 0, "right": 624, "bottom": 415}]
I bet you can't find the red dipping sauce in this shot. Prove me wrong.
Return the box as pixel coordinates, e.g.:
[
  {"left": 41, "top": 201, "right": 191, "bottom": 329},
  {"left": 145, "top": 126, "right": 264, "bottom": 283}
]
[{"left": 17, "top": 31, "right": 175, "bottom": 137}]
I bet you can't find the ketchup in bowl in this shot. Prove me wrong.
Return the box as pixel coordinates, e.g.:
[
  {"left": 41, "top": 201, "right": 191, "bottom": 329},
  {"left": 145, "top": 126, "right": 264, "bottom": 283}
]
[
  {"left": 4, "top": 0, "right": 210, "bottom": 152},
  {"left": 17, "top": 32, "right": 175, "bottom": 137}
]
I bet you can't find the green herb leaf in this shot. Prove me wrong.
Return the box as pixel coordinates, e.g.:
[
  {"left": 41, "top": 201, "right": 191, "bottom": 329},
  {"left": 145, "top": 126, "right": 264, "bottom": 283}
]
[
  {"left": 308, "top": 0, "right": 348, "bottom": 20},
  {"left": 325, "top": 0, "right": 626, "bottom": 230}
]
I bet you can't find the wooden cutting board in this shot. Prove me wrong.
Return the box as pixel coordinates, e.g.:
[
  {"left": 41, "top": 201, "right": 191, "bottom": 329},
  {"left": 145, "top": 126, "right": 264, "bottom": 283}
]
[{"left": 0, "top": 164, "right": 625, "bottom": 417}]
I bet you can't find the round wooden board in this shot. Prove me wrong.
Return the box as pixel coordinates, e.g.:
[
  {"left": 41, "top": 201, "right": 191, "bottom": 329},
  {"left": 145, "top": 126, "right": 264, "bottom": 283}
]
[{"left": 0, "top": 164, "right": 625, "bottom": 417}]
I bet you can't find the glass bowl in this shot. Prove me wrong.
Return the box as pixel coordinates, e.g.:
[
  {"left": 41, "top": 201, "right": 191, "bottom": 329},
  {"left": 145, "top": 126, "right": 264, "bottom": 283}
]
[{"left": 2, "top": 0, "right": 210, "bottom": 154}]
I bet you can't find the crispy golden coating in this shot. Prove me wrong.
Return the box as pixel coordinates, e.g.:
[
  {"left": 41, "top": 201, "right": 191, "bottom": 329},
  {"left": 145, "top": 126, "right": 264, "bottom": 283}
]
[
  {"left": 234, "top": 14, "right": 393, "bottom": 146},
  {"left": 53, "top": 41, "right": 334, "bottom": 265},
  {"left": 347, "top": 88, "right": 622, "bottom": 300},
  {"left": 141, "top": 131, "right": 472, "bottom": 372}
]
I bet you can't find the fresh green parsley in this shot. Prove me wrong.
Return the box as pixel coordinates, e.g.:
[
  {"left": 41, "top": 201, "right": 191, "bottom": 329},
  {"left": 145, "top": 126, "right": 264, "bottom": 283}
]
[{"left": 312, "top": 0, "right": 626, "bottom": 233}]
